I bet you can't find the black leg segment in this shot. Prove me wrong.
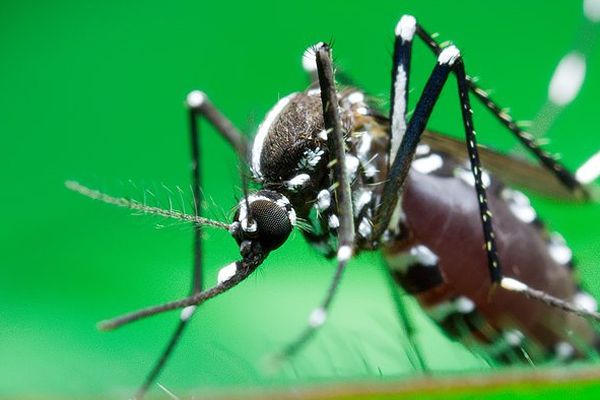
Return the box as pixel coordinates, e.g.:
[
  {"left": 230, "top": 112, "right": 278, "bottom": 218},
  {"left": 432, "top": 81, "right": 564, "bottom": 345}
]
[
  {"left": 135, "top": 92, "right": 248, "bottom": 399},
  {"left": 278, "top": 43, "right": 356, "bottom": 359},
  {"left": 374, "top": 45, "right": 459, "bottom": 240},
  {"left": 414, "top": 23, "right": 588, "bottom": 200},
  {"left": 389, "top": 15, "right": 417, "bottom": 165}
]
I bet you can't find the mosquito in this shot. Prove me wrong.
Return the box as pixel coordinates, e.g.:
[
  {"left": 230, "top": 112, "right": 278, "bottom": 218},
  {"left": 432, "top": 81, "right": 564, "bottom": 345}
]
[{"left": 68, "top": 6, "right": 600, "bottom": 398}]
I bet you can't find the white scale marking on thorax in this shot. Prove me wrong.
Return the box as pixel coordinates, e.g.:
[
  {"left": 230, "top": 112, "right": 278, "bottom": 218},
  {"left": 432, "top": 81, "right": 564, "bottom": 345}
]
[
  {"left": 412, "top": 153, "right": 444, "bottom": 174},
  {"left": 251, "top": 93, "right": 297, "bottom": 179}
]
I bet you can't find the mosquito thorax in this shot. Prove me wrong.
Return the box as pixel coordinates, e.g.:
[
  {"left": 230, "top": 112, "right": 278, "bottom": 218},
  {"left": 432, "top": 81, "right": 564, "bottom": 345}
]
[
  {"left": 231, "top": 190, "right": 296, "bottom": 252},
  {"left": 250, "top": 91, "right": 355, "bottom": 192},
  {"left": 249, "top": 87, "right": 391, "bottom": 253}
]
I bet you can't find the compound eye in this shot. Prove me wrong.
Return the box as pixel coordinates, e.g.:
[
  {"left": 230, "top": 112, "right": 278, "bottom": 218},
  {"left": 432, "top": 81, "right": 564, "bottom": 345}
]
[{"left": 249, "top": 199, "right": 292, "bottom": 251}]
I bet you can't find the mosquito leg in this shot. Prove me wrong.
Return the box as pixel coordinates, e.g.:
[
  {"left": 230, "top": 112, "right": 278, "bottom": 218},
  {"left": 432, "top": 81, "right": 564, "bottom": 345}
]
[
  {"left": 382, "top": 15, "right": 428, "bottom": 372},
  {"left": 383, "top": 265, "right": 428, "bottom": 372},
  {"left": 369, "top": 37, "right": 600, "bottom": 323},
  {"left": 453, "top": 57, "right": 502, "bottom": 284},
  {"left": 277, "top": 43, "right": 355, "bottom": 359},
  {"left": 389, "top": 15, "right": 416, "bottom": 165},
  {"left": 413, "top": 22, "right": 588, "bottom": 199},
  {"left": 373, "top": 46, "right": 459, "bottom": 239},
  {"left": 186, "top": 91, "right": 249, "bottom": 159},
  {"left": 452, "top": 59, "right": 600, "bottom": 317},
  {"left": 302, "top": 44, "right": 359, "bottom": 88},
  {"left": 134, "top": 92, "right": 248, "bottom": 398}
]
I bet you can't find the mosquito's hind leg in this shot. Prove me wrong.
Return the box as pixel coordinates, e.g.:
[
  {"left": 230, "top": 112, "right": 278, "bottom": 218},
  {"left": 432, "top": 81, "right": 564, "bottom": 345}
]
[
  {"left": 371, "top": 27, "right": 600, "bottom": 324},
  {"left": 412, "top": 20, "right": 588, "bottom": 199},
  {"left": 135, "top": 92, "right": 248, "bottom": 399}
]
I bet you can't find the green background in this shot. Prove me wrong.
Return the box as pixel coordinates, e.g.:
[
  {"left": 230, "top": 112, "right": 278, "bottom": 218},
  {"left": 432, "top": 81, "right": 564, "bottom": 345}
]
[{"left": 1, "top": 0, "right": 599, "bottom": 398}]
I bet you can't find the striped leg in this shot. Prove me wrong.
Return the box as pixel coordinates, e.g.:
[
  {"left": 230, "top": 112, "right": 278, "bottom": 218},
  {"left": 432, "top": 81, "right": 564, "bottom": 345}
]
[
  {"left": 384, "top": 15, "right": 429, "bottom": 371},
  {"left": 278, "top": 43, "right": 356, "bottom": 359},
  {"left": 413, "top": 20, "right": 588, "bottom": 199},
  {"left": 373, "top": 32, "right": 600, "bottom": 322}
]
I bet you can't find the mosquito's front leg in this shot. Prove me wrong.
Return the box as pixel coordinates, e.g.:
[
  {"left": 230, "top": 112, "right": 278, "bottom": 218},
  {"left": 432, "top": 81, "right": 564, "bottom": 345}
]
[
  {"left": 277, "top": 43, "right": 356, "bottom": 359},
  {"left": 135, "top": 91, "right": 248, "bottom": 399}
]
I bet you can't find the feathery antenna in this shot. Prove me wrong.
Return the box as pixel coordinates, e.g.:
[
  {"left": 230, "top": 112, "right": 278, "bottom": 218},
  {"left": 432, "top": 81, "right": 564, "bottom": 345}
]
[{"left": 65, "top": 180, "right": 230, "bottom": 230}]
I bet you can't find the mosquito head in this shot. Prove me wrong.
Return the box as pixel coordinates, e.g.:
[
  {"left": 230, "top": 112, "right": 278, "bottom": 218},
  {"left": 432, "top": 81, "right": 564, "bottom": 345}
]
[{"left": 230, "top": 190, "right": 296, "bottom": 252}]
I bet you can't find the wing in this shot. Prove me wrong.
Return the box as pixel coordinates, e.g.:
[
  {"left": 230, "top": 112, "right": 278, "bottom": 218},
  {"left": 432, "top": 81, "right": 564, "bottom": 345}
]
[{"left": 422, "top": 130, "right": 590, "bottom": 201}]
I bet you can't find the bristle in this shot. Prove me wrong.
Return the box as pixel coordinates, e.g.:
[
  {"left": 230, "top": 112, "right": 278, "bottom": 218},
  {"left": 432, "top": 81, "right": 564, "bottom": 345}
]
[{"left": 65, "top": 180, "right": 230, "bottom": 230}]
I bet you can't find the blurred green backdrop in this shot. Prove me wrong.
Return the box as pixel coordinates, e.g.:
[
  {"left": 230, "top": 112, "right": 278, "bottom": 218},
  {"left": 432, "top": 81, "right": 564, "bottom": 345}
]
[{"left": 1, "top": 0, "right": 599, "bottom": 398}]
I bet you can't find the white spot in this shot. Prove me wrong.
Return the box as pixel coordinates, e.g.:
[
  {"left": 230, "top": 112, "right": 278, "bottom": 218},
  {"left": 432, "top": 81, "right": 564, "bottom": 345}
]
[
  {"left": 357, "top": 106, "right": 369, "bottom": 115},
  {"left": 347, "top": 91, "right": 365, "bottom": 104},
  {"left": 574, "top": 291, "right": 598, "bottom": 313},
  {"left": 308, "top": 307, "right": 327, "bottom": 328},
  {"left": 274, "top": 195, "right": 290, "bottom": 207},
  {"left": 438, "top": 46, "right": 461, "bottom": 66},
  {"left": 576, "top": 150, "right": 600, "bottom": 184},
  {"left": 548, "top": 52, "right": 586, "bottom": 106},
  {"left": 395, "top": 15, "right": 417, "bottom": 42},
  {"left": 455, "top": 167, "right": 491, "bottom": 188},
  {"left": 501, "top": 277, "right": 529, "bottom": 292},
  {"left": 186, "top": 90, "right": 206, "bottom": 108},
  {"left": 345, "top": 154, "right": 360, "bottom": 180},
  {"left": 337, "top": 245, "right": 353, "bottom": 262},
  {"left": 318, "top": 129, "right": 329, "bottom": 141},
  {"left": 315, "top": 189, "right": 331, "bottom": 211},
  {"left": 241, "top": 219, "right": 257, "bottom": 233},
  {"left": 302, "top": 45, "right": 319, "bottom": 73},
  {"left": 287, "top": 208, "right": 297, "bottom": 226},
  {"left": 354, "top": 189, "right": 373, "bottom": 215},
  {"left": 180, "top": 305, "right": 197, "bottom": 321},
  {"left": 412, "top": 153, "right": 444, "bottom": 174},
  {"left": 386, "top": 244, "right": 439, "bottom": 274},
  {"left": 548, "top": 233, "right": 573, "bottom": 265},
  {"left": 502, "top": 188, "right": 537, "bottom": 224},
  {"left": 217, "top": 262, "right": 237, "bottom": 284},
  {"left": 358, "top": 217, "right": 372, "bottom": 238},
  {"left": 416, "top": 144, "right": 431, "bottom": 156},
  {"left": 298, "top": 147, "right": 324, "bottom": 170},
  {"left": 252, "top": 93, "right": 297, "bottom": 178},
  {"left": 285, "top": 173, "right": 311, "bottom": 190},
  {"left": 328, "top": 214, "right": 339, "bottom": 229},
  {"left": 364, "top": 163, "right": 378, "bottom": 178},
  {"left": 504, "top": 330, "right": 524, "bottom": 346},
  {"left": 357, "top": 132, "right": 372, "bottom": 160},
  {"left": 410, "top": 245, "right": 438, "bottom": 266},
  {"left": 228, "top": 221, "right": 240, "bottom": 235},
  {"left": 307, "top": 88, "right": 321, "bottom": 96},
  {"left": 455, "top": 296, "right": 475, "bottom": 314},
  {"left": 391, "top": 64, "right": 407, "bottom": 164},
  {"left": 584, "top": 0, "right": 600, "bottom": 22},
  {"left": 554, "top": 341, "right": 575, "bottom": 361},
  {"left": 387, "top": 198, "right": 406, "bottom": 235}
]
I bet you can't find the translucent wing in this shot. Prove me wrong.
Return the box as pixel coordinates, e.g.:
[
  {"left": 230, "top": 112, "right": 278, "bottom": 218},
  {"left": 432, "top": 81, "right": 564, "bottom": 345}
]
[{"left": 422, "top": 130, "right": 591, "bottom": 201}]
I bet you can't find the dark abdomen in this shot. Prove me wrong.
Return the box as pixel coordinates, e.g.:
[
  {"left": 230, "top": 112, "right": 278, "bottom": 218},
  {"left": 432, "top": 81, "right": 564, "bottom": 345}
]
[{"left": 383, "top": 161, "right": 597, "bottom": 362}]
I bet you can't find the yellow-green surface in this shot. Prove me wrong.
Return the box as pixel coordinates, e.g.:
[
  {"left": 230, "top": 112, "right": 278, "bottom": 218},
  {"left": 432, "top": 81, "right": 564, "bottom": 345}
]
[{"left": 1, "top": 0, "right": 599, "bottom": 398}]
